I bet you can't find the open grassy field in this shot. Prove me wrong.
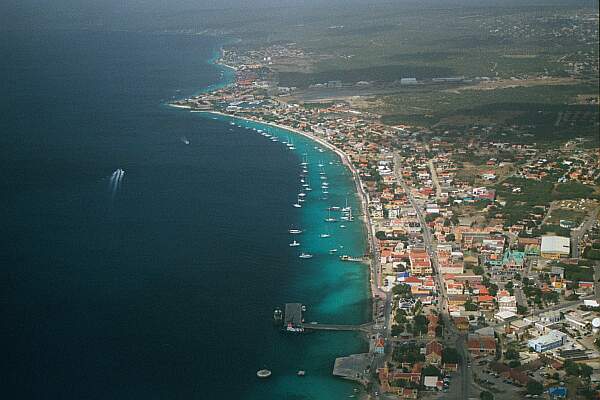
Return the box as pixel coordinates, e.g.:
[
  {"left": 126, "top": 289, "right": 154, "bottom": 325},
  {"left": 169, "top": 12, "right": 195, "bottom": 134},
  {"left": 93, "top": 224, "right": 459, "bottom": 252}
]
[{"left": 172, "top": 1, "right": 599, "bottom": 142}]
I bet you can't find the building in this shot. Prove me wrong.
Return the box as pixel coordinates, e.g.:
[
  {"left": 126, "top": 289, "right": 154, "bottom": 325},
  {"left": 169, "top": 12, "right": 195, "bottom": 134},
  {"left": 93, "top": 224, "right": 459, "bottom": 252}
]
[
  {"left": 468, "top": 335, "right": 497, "bottom": 357},
  {"left": 373, "top": 334, "right": 385, "bottom": 354},
  {"left": 409, "top": 248, "right": 432, "bottom": 275},
  {"left": 527, "top": 330, "right": 566, "bottom": 353},
  {"left": 425, "top": 340, "right": 443, "bottom": 365},
  {"left": 497, "top": 292, "right": 517, "bottom": 313},
  {"left": 541, "top": 236, "right": 570, "bottom": 259}
]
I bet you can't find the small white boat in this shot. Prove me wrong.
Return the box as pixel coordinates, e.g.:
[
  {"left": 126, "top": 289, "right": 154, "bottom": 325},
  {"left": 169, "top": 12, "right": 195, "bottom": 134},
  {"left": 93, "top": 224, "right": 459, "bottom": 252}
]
[
  {"left": 289, "top": 240, "right": 300, "bottom": 247},
  {"left": 329, "top": 249, "right": 338, "bottom": 254},
  {"left": 340, "top": 224, "right": 347, "bottom": 228},
  {"left": 320, "top": 233, "right": 331, "bottom": 238},
  {"left": 299, "top": 253, "right": 313, "bottom": 259},
  {"left": 305, "top": 187, "right": 312, "bottom": 191},
  {"left": 289, "top": 229, "right": 303, "bottom": 234},
  {"left": 297, "top": 370, "right": 306, "bottom": 377},
  {"left": 298, "top": 193, "right": 306, "bottom": 197},
  {"left": 257, "top": 369, "right": 272, "bottom": 379},
  {"left": 293, "top": 203, "right": 302, "bottom": 208}
]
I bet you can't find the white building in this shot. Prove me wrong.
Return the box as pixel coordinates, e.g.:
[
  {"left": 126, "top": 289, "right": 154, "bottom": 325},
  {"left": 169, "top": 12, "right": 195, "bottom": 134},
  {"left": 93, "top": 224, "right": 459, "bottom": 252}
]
[
  {"left": 541, "top": 236, "right": 570, "bottom": 259},
  {"left": 527, "top": 330, "right": 566, "bottom": 353}
]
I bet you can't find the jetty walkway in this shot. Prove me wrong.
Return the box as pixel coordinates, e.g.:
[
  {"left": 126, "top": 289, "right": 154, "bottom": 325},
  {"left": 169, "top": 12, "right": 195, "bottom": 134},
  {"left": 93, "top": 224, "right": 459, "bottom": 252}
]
[{"left": 303, "top": 322, "right": 374, "bottom": 333}]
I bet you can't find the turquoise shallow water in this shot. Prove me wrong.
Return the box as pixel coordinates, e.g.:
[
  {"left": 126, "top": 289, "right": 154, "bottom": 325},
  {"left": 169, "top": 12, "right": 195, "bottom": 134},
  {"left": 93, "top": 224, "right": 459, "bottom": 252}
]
[
  {"left": 2, "top": 29, "right": 370, "bottom": 399},
  {"left": 201, "top": 114, "right": 372, "bottom": 399}
]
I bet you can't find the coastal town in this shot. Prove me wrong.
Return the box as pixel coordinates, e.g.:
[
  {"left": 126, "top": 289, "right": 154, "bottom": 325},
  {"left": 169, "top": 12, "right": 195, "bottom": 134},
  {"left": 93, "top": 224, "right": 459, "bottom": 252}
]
[{"left": 172, "top": 43, "right": 600, "bottom": 400}]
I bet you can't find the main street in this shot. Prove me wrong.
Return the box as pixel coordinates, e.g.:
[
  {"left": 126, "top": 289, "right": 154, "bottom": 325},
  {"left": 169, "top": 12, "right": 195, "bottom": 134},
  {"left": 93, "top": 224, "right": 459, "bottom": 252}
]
[
  {"left": 393, "top": 154, "right": 472, "bottom": 400},
  {"left": 571, "top": 205, "right": 599, "bottom": 258}
]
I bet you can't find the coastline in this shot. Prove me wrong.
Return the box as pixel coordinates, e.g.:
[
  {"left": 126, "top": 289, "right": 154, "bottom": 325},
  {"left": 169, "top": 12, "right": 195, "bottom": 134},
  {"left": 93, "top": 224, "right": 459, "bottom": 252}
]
[
  {"left": 196, "top": 109, "right": 381, "bottom": 318},
  {"left": 170, "top": 47, "right": 380, "bottom": 315}
]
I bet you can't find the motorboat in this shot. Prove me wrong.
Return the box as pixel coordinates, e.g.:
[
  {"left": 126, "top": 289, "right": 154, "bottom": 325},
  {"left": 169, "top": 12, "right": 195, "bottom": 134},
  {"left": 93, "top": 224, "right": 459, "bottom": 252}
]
[
  {"left": 299, "top": 253, "right": 313, "bottom": 259},
  {"left": 257, "top": 369, "right": 272, "bottom": 379}
]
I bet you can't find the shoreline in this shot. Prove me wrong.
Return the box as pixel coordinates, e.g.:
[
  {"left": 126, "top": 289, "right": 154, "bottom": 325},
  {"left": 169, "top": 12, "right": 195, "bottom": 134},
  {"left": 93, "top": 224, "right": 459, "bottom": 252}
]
[
  {"left": 194, "top": 108, "right": 381, "bottom": 322},
  {"left": 170, "top": 48, "right": 381, "bottom": 323}
]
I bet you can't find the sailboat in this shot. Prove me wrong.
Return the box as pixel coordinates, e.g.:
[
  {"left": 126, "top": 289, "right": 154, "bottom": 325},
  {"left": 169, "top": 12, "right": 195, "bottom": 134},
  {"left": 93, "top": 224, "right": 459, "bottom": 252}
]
[
  {"left": 319, "top": 224, "right": 331, "bottom": 238},
  {"left": 293, "top": 196, "right": 302, "bottom": 208},
  {"left": 300, "top": 154, "right": 309, "bottom": 166},
  {"left": 289, "top": 240, "right": 300, "bottom": 247},
  {"left": 324, "top": 209, "right": 337, "bottom": 223},
  {"left": 342, "top": 197, "right": 351, "bottom": 212}
]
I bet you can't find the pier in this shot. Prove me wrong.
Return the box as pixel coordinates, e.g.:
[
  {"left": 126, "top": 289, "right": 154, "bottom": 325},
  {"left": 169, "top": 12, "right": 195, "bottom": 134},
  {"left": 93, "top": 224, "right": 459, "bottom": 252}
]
[
  {"left": 279, "top": 303, "right": 374, "bottom": 333},
  {"left": 303, "top": 322, "right": 374, "bottom": 333}
]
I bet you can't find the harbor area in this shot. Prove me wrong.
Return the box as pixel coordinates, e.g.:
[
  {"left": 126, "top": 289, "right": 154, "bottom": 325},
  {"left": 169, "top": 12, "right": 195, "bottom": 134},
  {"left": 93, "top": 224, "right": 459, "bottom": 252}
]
[{"left": 333, "top": 353, "right": 372, "bottom": 386}]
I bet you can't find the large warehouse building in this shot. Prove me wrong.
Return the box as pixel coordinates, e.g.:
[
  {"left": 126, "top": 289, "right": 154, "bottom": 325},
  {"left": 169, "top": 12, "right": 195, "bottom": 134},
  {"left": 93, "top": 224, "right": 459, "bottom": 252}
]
[{"left": 540, "top": 236, "right": 570, "bottom": 259}]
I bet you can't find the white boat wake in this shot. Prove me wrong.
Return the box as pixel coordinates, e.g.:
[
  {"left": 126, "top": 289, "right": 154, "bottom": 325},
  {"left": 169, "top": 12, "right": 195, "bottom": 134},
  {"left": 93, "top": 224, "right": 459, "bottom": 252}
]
[{"left": 108, "top": 168, "right": 125, "bottom": 198}]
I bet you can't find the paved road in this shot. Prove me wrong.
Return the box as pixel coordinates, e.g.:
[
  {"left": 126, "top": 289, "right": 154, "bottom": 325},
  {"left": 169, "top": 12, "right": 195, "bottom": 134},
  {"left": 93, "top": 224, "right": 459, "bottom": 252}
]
[
  {"left": 394, "top": 153, "right": 471, "bottom": 400},
  {"left": 428, "top": 160, "right": 442, "bottom": 199},
  {"left": 571, "top": 206, "right": 599, "bottom": 258}
]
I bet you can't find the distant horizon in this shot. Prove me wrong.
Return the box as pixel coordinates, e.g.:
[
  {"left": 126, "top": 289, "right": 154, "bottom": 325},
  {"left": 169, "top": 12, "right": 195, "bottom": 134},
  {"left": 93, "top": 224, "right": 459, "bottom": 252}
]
[{"left": 2, "top": 0, "right": 597, "bottom": 32}]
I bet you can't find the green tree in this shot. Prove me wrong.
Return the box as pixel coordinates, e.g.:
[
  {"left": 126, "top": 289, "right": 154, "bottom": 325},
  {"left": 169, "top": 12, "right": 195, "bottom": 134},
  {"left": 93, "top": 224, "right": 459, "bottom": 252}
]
[
  {"left": 480, "top": 390, "right": 494, "bottom": 400},
  {"left": 442, "top": 348, "right": 460, "bottom": 364},
  {"left": 565, "top": 360, "right": 580, "bottom": 376},
  {"left": 526, "top": 380, "right": 544, "bottom": 395},
  {"left": 580, "top": 364, "right": 593, "bottom": 379},
  {"left": 505, "top": 348, "right": 519, "bottom": 360},
  {"left": 464, "top": 299, "right": 479, "bottom": 311},
  {"left": 393, "top": 283, "right": 412, "bottom": 298},
  {"left": 508, "top": 360, "right": 521, "bottom": 368},
  {"left": 473, "top": 265, "right": 484, "bottom": 275},
  {"left": 514, "top": 272, "right": 521, "bottom": 281},
  {"left": 517, "top": 304, "right": 528, "bottom": 315},
  {"left": 422, "top": 364, "right": 441, "bottom": 377},
  {"left": 391, "top": 324, "right": 405, "bottom": 336}
]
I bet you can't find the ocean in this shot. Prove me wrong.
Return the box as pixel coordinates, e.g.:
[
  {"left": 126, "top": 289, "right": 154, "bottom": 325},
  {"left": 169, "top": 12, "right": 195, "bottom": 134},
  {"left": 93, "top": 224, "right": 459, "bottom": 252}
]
[{"left": 1, "top": 30, "right": 370, "bottom": 399}]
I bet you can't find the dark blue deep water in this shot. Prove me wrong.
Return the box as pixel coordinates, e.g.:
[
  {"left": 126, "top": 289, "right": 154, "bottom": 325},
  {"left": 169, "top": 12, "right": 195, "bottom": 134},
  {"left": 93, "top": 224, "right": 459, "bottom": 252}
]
[{"left": 1, "top": 30, "right": 369, "bottom": 399}]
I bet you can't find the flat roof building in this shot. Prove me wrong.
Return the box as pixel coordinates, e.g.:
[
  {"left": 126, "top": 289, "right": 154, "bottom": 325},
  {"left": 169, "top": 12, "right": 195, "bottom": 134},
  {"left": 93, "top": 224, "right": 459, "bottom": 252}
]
[
  {"left": 541, "top": 236, "right": 570, "bottom": 259},
  {"left": 527, "top": 330, "right": 566, "bottom": 353}
]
